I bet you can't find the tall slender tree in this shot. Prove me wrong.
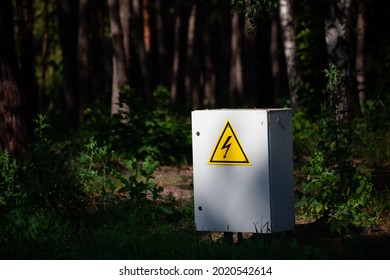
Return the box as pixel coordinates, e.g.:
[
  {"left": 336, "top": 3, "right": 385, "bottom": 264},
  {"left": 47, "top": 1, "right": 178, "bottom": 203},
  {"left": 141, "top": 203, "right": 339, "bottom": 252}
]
[
  {"left": 154, "top": 0, "right": 169, "bottom": 86},
  {"left": 78, "top": 0, "right": 90, "bottom": 124},
  {"left": 142, "top": 0, "right": 151, "bottom": 55},
  {"left": 270, "top": 14, "right": 282, "bottom": 101},
  {"left": 108, "top": 0, "right": 130, "bottom": 115},
  {"left": 279, "top": 0, "right": 300, "bottom": 110},
  {"left": 202, "top": 10, "right": 216, "bottom": 108},
  {"left": 15, "top": 0, "right": 38, "bottom": 120},
  {"left": 170, "top": 3, "right": 182, "bottom": 105},
  {"left": 243, "top": 18, "right": 259, "bottom": 107},
  {"left": 40, "top": 0, "right": 49, "bottom": 107},
  {"left": 230, "top": 12, "right": 244, "bottom": 106},
  {"left": 131, "top": 0, "right": 151, "bottom": 99},
  {"left": 90, "top": 0, "right": 106, "bottom": 103},
  {"left": 0, "top": 0, "right": 31, "bottom": 160},
  {"left": 216, "top": 1, "right": 231, "bottom": 108},
  {"left": 58, "top": 0, "right": 79, "bottom": 128},
  {"left": 184, "top": 3, "right": 199, "bottom": 108},
  {"left": 325, "top": 0, "right": 356, "bottom": 122},
  {"left": 355, "top": 0, "right": 366, "bottom": 112}
]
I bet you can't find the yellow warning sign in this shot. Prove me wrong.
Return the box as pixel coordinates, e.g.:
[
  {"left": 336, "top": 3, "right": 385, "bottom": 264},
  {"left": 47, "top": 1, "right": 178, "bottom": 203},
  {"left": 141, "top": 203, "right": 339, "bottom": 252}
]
[{"left": 208, "top": 120, "right": 251, "bottom": 166}]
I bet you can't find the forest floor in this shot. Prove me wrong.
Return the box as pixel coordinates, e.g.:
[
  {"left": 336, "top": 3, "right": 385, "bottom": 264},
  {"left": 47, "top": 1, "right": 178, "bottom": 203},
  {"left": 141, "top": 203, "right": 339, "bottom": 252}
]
[{"left": 154, "top": 165, "right": 390, "bottom": 259}]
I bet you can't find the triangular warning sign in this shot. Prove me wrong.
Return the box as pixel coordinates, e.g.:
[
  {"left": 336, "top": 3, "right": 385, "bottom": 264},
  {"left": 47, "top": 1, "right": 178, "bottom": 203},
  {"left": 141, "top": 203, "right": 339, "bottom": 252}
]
[{"left": 208, "top": 120, "right": 251, "bottom": 166}]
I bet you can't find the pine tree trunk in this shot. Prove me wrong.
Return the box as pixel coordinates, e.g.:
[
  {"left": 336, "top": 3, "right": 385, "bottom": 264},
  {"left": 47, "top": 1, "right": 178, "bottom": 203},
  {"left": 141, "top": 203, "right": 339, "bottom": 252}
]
[
  {"left": 279, "top": 0, "right": 300, "bottom": 110},
  {"left": 58, "top": 0, "right": 79, "bottom": 128},
  {"left": 142, "top": 0, "right": 151, "bottom": 54},
  {"left": 0, "top": 0, "right": 31, "bottom": 160},
  {"left": 170, "top": 5, "right": 181, "bottom": 104},
  {"left": 90, "top": 0, "right": 106, "bottom": 103},
  {"left": 77, "top": 0, "right": 90, "bottom": 124},
  {"left": 355, "top": 0, "right": 366, "bottom": 112},
  {"left": 15, "top": 0, "right": 38, "bottom": 120},
  {"left": 155, "top": 0, "right": 168, "bottom": 86},
  {"left": 203, "top": 14, "right": 216, "bottom": 108},
  {"left": 216, "top": 1, "right": 231, "bottom": 108},
  {"left": 131, "top": 0, "right": 151, "bottom": 99},
  {"left": 108, "top": 0, "right": 130, "bottom": 115},
  {"left": 243, "top": 19, "right": 258, "bottom": 107},
  {"left": 230, "top": 12, "right": 244, "bottom": 105},
  {"left": 184, "top": 3, "right": 203, "bottom": 109},
  {"left": 40, "top": 0, "right": 49, "bottom": 110},
  {"left": 270, "top": 14, "right": 281, "bottom": 101},
  {"left": 120, "top": 0, "right": 131, "bottom": 67}
]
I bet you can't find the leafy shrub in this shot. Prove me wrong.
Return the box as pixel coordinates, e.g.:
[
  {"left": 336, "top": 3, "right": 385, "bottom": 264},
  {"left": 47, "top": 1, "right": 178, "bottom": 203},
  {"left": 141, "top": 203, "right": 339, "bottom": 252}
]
[
  {"left": 119, "top": 85, "right": 192, "bottom": 164},
  {"left": 0, "top": 150, "right": 22, "bottom": 210},
  {"left": 117, "top": 155, "right": 162, "bottom": 202},
  {"left": 75, "top": 136, "right": 118, "bottom": 201},
  {"left": 22, "top": 115, "right": 84, "bottom": 214},
  {"left": 292, "top": 108, "right": 319, "bottom": 160},
  {"left": 0, "top": 113, "right": 176, "bottom": 257},
  {"left": 352, "top": 99, "right": 390, "bottom": 164},
  {"left": 0, "top": 115, "right": 85, "bottom": 247},
  {"left": 82, "top": 85, "right": 192, "bottom": 165},
  {"left": 298, "top": 152, "right": 381, "bottom": 233},
  {"left": 296, "top": 66, "right": 382, "bottom": 233}
]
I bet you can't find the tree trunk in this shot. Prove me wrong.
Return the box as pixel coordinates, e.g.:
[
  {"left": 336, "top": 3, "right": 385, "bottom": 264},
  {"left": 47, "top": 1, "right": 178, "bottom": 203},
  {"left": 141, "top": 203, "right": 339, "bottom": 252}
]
[
  {"left": 131, "top": 0, "right": 151, "bottom": 99},
  {"left": 0, "top": 0, "right": 31, "bottom": 160},
  {"left": 15, "top": 0, "right": 38, "bottom": 120},
  {"left": 270, "top": 14, "right": 282, "bottom": 102},
  {"left": 279, "top": 0, "right": 300, "bottom": 110},
  {"left": 58, "top": 0, "right": 79, "bottom": 128},
  {"left": 184, "top": 3, "right": 202, "bottom": 109},
  {"left": 90, "top": 0, "right": 105, "bottom": 104},
  {"left": 120, "top": 0, "right": 131, "bottom": 67},
  {"left": 230, "top": 12, "right": 244, "bottom": 105},
  {"left": 203, "top": 14, "right": 216, "bottom": 108},
  {"left": 243, "top": 19, "right": 258, "bottom": 107},
  {"left": 325, "top": 0, "right": 355, "bottom": 122},
  {"left": 216, "top": 1, "right": 231, "bottom": 108},
  {"left": 355, "top": 0, "right": 366, "bottom": 112},
  {"left": 142, "top": 0, "right": 151, "bottom": 54},
  {"left": 40, "top": 0, "right": 49, "bottom": 110},
  {"left": 154, "top": 0, "right": 168, "bottom": 86},
  {"left": 108, "top": 0, "right": 130, "bottom": 115},
  {"left": 170, "top": 5, "right": 181, "bottom": 104},
  {"left": 78, "top": 0, "right": 90, "bottom": 124}
]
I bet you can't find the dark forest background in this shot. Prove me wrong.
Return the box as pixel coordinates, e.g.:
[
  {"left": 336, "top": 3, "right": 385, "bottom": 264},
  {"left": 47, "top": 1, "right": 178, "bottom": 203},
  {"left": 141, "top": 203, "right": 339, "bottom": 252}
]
[
  {"left": 0, "top": 0, "right": 389, "bottom": 259},
  {"left": 1, "top": 1, "right": 389, "bottom": 138}
]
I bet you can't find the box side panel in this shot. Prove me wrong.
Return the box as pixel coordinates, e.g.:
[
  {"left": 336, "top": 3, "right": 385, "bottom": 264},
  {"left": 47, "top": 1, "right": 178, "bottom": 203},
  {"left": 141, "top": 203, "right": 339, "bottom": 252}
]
[
  {"left": 268, "top": 110, "right": 295, "bottom": 232},
  {"left": 192, "top": 110, "right": 271, "bottom": 233}
]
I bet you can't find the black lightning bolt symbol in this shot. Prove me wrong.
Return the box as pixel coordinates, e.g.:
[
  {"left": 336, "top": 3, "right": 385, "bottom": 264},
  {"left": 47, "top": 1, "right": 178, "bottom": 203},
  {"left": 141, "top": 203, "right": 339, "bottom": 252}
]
[{"left": 221, "top": 136, "right": 232, "bottom": 158}]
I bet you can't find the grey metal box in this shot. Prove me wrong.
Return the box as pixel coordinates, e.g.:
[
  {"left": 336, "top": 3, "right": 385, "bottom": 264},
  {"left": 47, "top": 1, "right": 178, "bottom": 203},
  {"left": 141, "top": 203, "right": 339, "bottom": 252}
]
[{"left": 191, "top": 109, "right": 294, "bottom": 233}]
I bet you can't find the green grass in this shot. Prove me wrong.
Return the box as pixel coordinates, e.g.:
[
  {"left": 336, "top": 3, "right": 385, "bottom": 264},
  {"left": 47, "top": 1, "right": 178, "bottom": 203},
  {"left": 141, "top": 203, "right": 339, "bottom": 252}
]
[{"left": 1, "top": 195, "right": 388, "bottom": 260}]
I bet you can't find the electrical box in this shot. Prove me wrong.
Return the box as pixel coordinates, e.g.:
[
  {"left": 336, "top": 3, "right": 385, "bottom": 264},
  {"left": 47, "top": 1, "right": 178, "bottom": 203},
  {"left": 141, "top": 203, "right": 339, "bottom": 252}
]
[{"left": 191, "top": 109, "right": 294, "bottom": 233}]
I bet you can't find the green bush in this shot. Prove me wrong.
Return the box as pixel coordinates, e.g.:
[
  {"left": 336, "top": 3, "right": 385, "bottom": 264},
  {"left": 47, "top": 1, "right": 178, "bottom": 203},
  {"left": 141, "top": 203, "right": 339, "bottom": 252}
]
[
  {"left": 75, "top": 136, "right": 119, "bottom": 201},
  {"left": 82, "top": 85, "right": 192, "bottom": 165},
  {"left": 352, "top": 99, "right": 390, "bottom": 164},
  {"left": 117, "top": 155, "right": 162, "bottom": 202},
  {"left": 296, "top": 66, "right": 382, "bottom": 234},
  {"left": 298, "top": 152, "right": 381, "bottom": 233},
  {"left": 0, "top": 114, "right": 170, "bottom": 257},
  {"left": 119, "top": 85, "right": 192, "bottom": 164},
  {"left": 0, "top": 150, "right": 22, "bottom": 210},
  {"left": 0, "top": 115, "right": 85, "bottom": 248},
  {"left": 292, "top": 108, "right": 320, "bottom": 160}
]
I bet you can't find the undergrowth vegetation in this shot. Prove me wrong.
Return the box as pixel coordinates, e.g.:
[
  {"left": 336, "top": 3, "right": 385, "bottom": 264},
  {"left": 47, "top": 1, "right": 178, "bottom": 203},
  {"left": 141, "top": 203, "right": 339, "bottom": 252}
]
[
  {"left": 0, "top": 84, "right": 389, "bottom": 259},
  {"left": 294, "top": 66, "right": 387, "bottom": 234}
]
